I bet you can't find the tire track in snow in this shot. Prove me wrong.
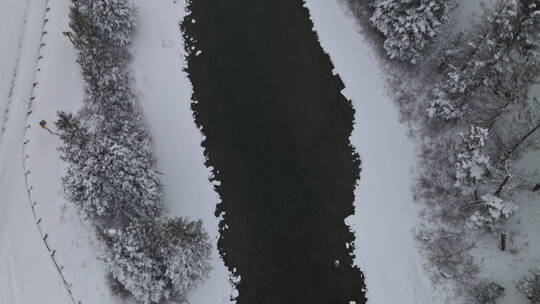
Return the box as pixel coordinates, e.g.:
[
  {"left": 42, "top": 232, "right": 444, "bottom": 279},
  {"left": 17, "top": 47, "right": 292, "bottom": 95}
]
[
  {"left": 20, "top": 1, "right": 80, "bottom": 303},
  {"left": 0, "top": 0, "right": 31, "bottom": 145}
]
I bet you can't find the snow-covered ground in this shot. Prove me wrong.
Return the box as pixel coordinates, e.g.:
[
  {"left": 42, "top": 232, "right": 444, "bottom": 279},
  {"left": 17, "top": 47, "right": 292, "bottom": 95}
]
[
  {"left": 131, "top": 0, "right": 234, "bottom": 303},
  {"left": 1, "top": 0, "right": 119, "bottom": 302},
  {"left": 304, "top": 1, "right": 444, "bottom": 303},
  {"left": 0, "top": 0, "right": 29, "bottom": 143},
  {"left": 0, "top": 0, "right": 92, "bottom": 302}
]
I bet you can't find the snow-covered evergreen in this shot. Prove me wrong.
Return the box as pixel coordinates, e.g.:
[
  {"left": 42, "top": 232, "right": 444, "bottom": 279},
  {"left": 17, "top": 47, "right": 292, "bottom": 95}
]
[
  {"left": 160, "top": 218, "right": 212, "bottom": 297},
  {"left": 370, "top": 0, "right": 451, "bottom": 63},
  {"left": 100, "top": 223, "right": 168, "bottom": 304}
]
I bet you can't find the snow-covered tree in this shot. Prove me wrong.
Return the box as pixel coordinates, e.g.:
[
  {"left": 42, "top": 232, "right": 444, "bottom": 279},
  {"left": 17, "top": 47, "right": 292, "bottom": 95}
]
[
  {"left": 469, "top": 194, "right": 518, "bottom": 228},
  {"left": 56, "top": 112, "right": 164, "bottom": 223},
  {"left": 427, "top": 0, "right": 540, "bottom": 121},
  {"left": 418, "top": 0, "right": 540, "bottom": 230},
  {"left": 100, "top": 223, "right": 168, "bottom": 304},
  {"left": 370, "top": 0, "right": 451, "bottom": 63},
  {"left": 518, "top": 270, "right": 540, "bottom": 303},
  {"left": 450, "top": 125, "right": 520, "bottom": 229},
  {"left": 454, "top": 125, "right": 491, "bottom": 189},
  {"left": 160, "top": 218, "right": 212, "bottom": 297},
  {"left": 55, "top": 111, "right": 90, "bottom": 167}
]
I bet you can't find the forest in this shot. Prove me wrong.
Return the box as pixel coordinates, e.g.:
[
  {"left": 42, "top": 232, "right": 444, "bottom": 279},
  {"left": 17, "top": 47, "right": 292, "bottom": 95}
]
[{"left": 345, "top": 0, "right": 540, "bottom": 302}]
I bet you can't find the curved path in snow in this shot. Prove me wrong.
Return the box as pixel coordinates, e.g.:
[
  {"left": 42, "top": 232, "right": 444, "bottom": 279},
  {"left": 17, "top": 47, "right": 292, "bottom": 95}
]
[
  {"left": 0, "top": 0, "right": 30, "bottom": 145},
  {"left": 0, "top": 0, "right": 74, "bottom": 303},
  {"left": 21, "top": 0, "right": 80, "bottom": 303}
]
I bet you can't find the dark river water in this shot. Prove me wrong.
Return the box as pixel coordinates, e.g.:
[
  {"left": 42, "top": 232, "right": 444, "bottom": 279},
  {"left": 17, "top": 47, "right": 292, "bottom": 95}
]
[{"left": 181, "top": 0, "right": 367, "bottom": 303}]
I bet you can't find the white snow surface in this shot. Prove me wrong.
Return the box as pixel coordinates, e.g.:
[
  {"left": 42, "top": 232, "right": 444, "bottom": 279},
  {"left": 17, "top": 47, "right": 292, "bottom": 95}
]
[
  {"left": 1, "top": 0, "right": 117, "bottom": 303},
  {"left": 303, "top": 1, "right": 444, "bottom": 303}
]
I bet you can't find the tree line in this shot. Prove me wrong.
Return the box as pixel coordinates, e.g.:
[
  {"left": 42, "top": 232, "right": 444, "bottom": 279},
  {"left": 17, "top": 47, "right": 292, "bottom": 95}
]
[
  {"left": 56, "top": 1, "right": 211, "bottom": 303},
  {"left": 346, "top": 0, "right": 540, "bottom": 302}
]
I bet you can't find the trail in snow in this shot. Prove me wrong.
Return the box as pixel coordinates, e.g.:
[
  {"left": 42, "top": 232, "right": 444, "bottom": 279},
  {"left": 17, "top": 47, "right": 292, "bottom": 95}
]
[
  {"left": 1, "top": 0, "right": 116, "bottom": 303},
  {"left": 0, "top": 0, "right": 74, "bottom": 302},
  {"left": 0, "top": 0, "right": 30, "bottom": 144},
  {"left": 304, "top": 1, "right": 445, "bottom": 303},
  {"left": 19, "top": 1, "right": 80, "bottom": 303}
]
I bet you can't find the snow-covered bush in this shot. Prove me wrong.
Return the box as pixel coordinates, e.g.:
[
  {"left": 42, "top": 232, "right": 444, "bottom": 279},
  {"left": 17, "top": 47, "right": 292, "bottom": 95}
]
[
  {"left": 370, "top": 0, "right": 450, "bottom": 63},
  {"left": 470, "top": 281, "right": 504, "bottom": 304},
  {"left": 517, "top": 270, "right": 540, "bottom": 303}
]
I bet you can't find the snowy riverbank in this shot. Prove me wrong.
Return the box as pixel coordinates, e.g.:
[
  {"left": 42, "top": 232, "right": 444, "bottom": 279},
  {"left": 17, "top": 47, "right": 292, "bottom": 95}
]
[
  {"left": 131, "top": 0, "right": 234, "bottom": 302},
  {"left": 304, "top": 1, "right": 444, "bottom": 303}
]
